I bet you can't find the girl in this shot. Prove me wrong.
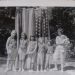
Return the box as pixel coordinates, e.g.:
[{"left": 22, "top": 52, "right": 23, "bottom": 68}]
[
  {"left": 26, "top": 36, "right": 37, "bottom": 71},
  {"left": 53, "top": 28, "right": 70, "bottom": 72},
  {"left": 6, "top": 30, "right": 17, "bottom": 71},
  {"left": 18, "top": 32, "right": 28, "bottom": 71},
  {"left": 45, "top": 40, "right": 53, "bottom": 70},
  {"left": 37, "top": 37, "right": 45, "bottom": 71}
]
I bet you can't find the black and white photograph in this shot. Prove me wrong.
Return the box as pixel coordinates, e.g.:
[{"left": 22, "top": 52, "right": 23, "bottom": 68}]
[{"left": 0, "top": 7, "right": 75, "bottom": 75}]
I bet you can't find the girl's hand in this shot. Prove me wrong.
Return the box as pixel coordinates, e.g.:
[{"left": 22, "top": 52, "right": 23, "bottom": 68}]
[
  {"left": 26, "top": 51, "right": 29, "bottom": 55},
  {"left": 7, "top": 50, "right": 11, "bottom": 54},
  {"left": 61, "top": 50, "right": 65, "bottom": 53},
  {"left": 26, "top": 52, "right": 28, "bottom": 55}
]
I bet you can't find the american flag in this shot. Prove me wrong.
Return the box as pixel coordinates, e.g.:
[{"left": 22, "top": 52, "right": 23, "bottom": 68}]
[
  {"left": 35, "top": 11, "right": 39, "bottom": 37},
  {"left": 45, "top": 9, "right": 49, "bottom": 37},
  {"left": 35, "top": 8, "right": 49, "bottom": 38}
]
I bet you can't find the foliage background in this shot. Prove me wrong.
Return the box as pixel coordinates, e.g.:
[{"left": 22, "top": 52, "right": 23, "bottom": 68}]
[{"left": 0, "top": 7, "right": 75, "bottom": 59}]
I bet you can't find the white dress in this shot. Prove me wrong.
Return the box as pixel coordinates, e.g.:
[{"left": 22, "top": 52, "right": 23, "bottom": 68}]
[{"left": 53, "top": 35, "right": 70, "bottom": 63}]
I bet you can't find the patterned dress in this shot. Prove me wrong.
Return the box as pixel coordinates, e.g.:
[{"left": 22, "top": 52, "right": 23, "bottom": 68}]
[{"left": 53, "top": 35, "right": 70, "bottom": 63}]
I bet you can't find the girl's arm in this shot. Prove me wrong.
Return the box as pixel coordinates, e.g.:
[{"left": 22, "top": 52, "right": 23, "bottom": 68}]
[
  {"left": 56, "top": 36, "right": 60, "bottom": 45},
  {"left": 25, "top": 40, "right": 28, "bottom": 51},
  {"left": 43, "top": 43, "right": 48, "bottom": 53},
  {"left": 27, "top": 42, "right": 37, "bottom": 54},
  {"left": 6, "top": 37, "right": 11, "bottom": 53}
]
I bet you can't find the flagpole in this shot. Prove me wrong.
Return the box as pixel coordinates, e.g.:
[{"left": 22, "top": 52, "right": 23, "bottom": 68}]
[{"left": 15, "top": 7, "right": 20, "bottom": 70}]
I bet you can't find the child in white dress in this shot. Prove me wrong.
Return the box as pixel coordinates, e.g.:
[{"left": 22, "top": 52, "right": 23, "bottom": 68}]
[
  {"left": 18, "top": 33, "right": 28, "bottom": 71},
  {"left": 53, "top": 28, "right": 70, "bottom": 72},
  {"left": 6, "top": 30, "right": 17, "bottom": 71}
]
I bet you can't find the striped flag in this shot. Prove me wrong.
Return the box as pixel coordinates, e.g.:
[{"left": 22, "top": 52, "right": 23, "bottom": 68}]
[
  {"left": 42, "top": 9, "right": 49, "bottom": 37},
  {"left": 35, "top": 8, "right": 49, "bottom": 38},
  {"left": 38, "top": 16, "right": 41, "bottom": 37},
  {"left": 45, "top": 9, "right": 49, "bottom": 37}
]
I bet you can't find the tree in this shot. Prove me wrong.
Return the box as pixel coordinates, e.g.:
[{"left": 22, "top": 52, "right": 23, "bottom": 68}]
[{"left": 51, "top": 7, "right": 75, "bottom": 58}]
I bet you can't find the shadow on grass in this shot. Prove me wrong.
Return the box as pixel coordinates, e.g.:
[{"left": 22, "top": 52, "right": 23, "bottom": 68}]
[
  {"left": 50, "top": 64, "right": 75, "bottom": 71},
  {"left": 64, "top": 66, "right": 75, "bottom": 71},
  {"left": 0, "top": 57, "right": 7, "bottom": 67}
]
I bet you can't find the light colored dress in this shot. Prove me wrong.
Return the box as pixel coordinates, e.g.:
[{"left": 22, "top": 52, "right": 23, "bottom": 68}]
[
  {"left": 18, "top": 39, "right": 27, "bottom": 60},
  {"left": 6, "top": 37, "right": 17, "bottom": 61},
  {"left": 53, "top": 35, "right": 70, "bottom": 63}
]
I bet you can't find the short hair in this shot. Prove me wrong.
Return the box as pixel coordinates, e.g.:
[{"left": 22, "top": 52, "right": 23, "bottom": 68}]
[
  {"left": 30, "top": 36, "right": 35, "bottom": 41},
  {"left": 11, "top": 30, "right": 17, "bottom": 40},
  {"left": 57, "top": 28, "right": 63, "bottom": 33},
  {"left": 11, "top": 30, "right": 16, "bottom": 35},
  {"left": 38, "top": 37, "right": 44, "bottom": 42}
]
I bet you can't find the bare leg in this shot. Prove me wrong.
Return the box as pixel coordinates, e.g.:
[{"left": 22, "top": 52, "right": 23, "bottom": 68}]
[
  {"left": 18, "top": 60, "right": 22, "bottom": 71},
  {"left": 40, "top": 55, "right": 43, "bottom": 71},
  {"left": 55, "top": 63, "right": 58, "bottom": 70},
  {"left": 40, "top": 61, "right": 43, "bottom": 72},
  {"left": 30, "top": 57, "right": 32, "bottom": 70},
  {"left": 49, "top": 55, "right": 52, "bottom": 69},
  {"left": 27, "top": 57, "right": 31, "bottom": 71},
  {"left": 13, "top": 60, "right": 16, "bottom": 71},
  {"left": 52, "top": 61, "right": 58, "bottom": 71},
  {"left": 5, "top": 59, "right": 11, "bottom": 72},
  {"left": 37, "top": 55, "right": 40, "bottom": 71},
  {"left": 23, "top": 55, "right": 27, "bottom": 70},
  {"left": 15, "top": 55, "right": 19, "bottom": 70},
  {"left": 52, "top": 52, "right": 58, "bottom": 71},
  {"left": 29, "top": 57, "right": 33, "bottom": 71},
  {"left": 45, "top": 54, "right": 49, "bottom": 70},
  {"left": 21, "top": 60, "right": 24, "bottom": 71},
  {"left": 6, "top": 58, "right": 10, "bottom": 69},
  {"left": 37, "top": 65, "right": 39, "bottom": 71},
  {"left": 9, "top": 60, "right": 13, "bottom": 71},
  {"left": 60, "top": 53, "right": 64, "bottom": 72}
]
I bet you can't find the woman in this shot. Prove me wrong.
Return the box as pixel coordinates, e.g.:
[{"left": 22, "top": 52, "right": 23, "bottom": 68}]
[
  {"left": 6, "top": 30, "right": 17, "bottom": 71},
  {"left": 53, "top": 28, "right": 70, "bottom": 72},
  {"left": 18, "top": 32, "right": 28, "bottom": 71}
]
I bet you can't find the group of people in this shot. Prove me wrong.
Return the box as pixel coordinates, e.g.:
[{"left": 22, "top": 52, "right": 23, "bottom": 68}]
[{"left": 5, "top": 28, "right": 70, "bottom": 72}]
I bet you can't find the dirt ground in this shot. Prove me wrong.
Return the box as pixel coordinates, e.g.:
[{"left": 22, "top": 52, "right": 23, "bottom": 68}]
[{"left": 0, "top": 57, "right": 75, "bottom": 75}]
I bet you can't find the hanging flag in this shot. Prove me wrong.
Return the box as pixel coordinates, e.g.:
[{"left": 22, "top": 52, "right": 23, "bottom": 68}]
[
  {"left": 35, "top": 10, "right": 39, "bottom": 38},
  {"left": 34, "top": 8, "right": 49, "bottom": 38},
  {"left": 38, "top": 16, "right": 41, "bottom": 37},
  {"left": 45, "top": 9, "right": 49, "bottom": 37}
]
